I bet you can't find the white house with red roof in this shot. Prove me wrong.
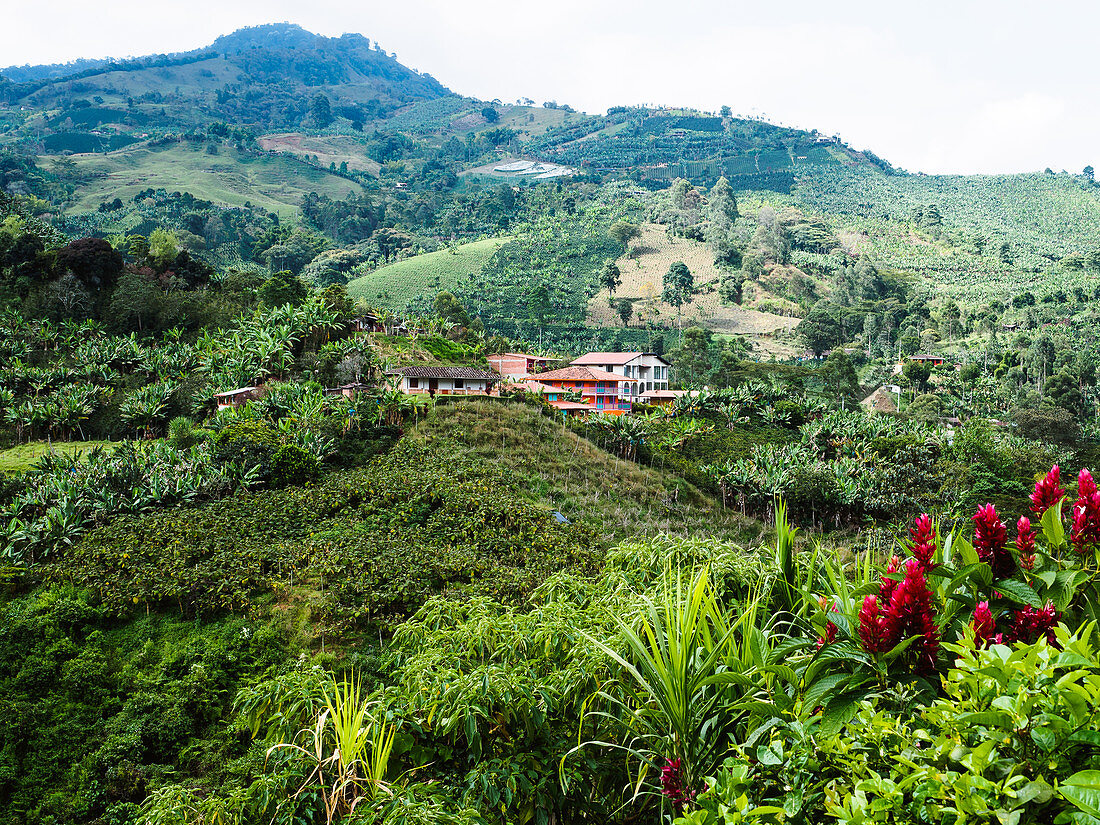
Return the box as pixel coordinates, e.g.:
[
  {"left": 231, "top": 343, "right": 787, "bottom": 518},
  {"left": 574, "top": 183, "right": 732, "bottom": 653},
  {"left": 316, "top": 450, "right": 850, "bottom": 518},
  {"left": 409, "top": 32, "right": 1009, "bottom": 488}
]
[
  {"left": 570, "top": 352, "right": 670, "bottom": 401},
  {"left": 388, "top": 366, "right": 500, "bottom": 395}
]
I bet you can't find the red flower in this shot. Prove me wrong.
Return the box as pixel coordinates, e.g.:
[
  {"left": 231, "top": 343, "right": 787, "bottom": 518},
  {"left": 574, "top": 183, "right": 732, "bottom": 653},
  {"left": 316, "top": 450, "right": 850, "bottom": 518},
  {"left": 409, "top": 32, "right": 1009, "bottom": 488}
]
[
  {"left": 882, "top": 559, "right": 939, "bottom": 674},
  {"left": 1016, "top": 516, "right": 1036, "bottom": 571},
  {"left": 1030, "top": 465, "right": 1064, "bottom": 516},
  {"left": 816, "top": 602, "right": 839, "bottom": 648},
  {"left": 1072, "top": 472, "right": 1100, "bottom": 554},
  {"left": 973, "top": 503, "right": 1014, "bottom": 579},
  {"left": 971, "top": 601, "right": 996, "bottom": 645},
  {"left": 1080, "top": 468, "right": 1098, "bottom": 501},
  {"left": 660, "top": 757, "right": 694, "bottom": 809},
  {"left": 909, "top": 513, "right": 936, "bottom": 570},
  {"left": 858, "top": 594, "right": 888, "bottom": 654},
  {"left": 1007, "top": 603, "right": 1060, "bottom": 646},
  {"left": 880, "top": 554, "right": 902, "bottom": 602}
]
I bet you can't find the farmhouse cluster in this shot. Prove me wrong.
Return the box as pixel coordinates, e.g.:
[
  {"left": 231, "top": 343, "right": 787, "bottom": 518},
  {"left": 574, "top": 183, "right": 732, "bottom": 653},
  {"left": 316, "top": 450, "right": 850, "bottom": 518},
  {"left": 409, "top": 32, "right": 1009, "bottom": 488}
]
[{"left": 387, "top": 350, "right": 676, "bottom": 415}]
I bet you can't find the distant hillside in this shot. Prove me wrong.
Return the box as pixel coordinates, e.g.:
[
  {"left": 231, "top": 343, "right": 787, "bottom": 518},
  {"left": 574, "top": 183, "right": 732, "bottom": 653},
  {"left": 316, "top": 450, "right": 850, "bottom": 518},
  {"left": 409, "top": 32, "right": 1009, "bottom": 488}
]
[
  {"left": 1, "top": 57, "right": 111, "bottom": 83},
  {"left": 0, "top": 23, "right": 450, "bottom": 130},
  {"left": 60, "top": 140, "right": 363, "bottom": 218}
]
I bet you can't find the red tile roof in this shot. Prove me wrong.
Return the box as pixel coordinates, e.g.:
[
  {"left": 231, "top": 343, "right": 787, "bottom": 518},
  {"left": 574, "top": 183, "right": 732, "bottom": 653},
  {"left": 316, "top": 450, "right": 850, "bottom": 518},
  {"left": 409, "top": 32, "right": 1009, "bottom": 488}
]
[
  {"left": 492, "top": 352, "right": 559, "bottom": 361},
  {"left": 390, "top": 366, "right": 499, "bottom": 380},
  {"left": 533, "top": 366, "right": 624, "bottom": 382},
  {"left": 571, "top": 352, "right": 644, "bottom": 365},
  {"left": 548, "top": 400, "right": 595, "bottom": 412},
  {"left": 501, "top": 380, "right": 555, "bottom": 394}
]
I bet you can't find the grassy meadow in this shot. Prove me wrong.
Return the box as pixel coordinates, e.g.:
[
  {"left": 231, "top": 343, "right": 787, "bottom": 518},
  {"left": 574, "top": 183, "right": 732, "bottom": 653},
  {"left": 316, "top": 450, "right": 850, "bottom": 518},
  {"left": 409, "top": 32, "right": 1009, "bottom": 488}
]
[
  {"left": 60, "top": 141, "right": 363, "bottom": 217},
  {"left": 0, "top": 440, "right": 117, "bottom": 474}
]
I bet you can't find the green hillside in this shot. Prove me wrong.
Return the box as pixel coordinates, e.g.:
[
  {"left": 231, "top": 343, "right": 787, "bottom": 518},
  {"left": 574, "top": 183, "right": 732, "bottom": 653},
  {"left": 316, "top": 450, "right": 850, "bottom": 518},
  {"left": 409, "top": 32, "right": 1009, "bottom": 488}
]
[
  {"left": 346, "top": 237, "right": 508, "bottom": 309},
  {"left": 60, "top": 141, "right": 362, "bottom": 218},
  {"left": 1, "top": 23, "right": 449, "bottom": 130}
]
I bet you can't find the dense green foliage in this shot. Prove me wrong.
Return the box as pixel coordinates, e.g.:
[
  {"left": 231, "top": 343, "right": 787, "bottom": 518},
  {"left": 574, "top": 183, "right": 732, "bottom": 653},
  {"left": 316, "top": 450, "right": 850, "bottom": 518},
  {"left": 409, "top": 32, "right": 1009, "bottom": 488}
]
[{"left": 8, "top": 20, "right": 1100, "bottom": 825}]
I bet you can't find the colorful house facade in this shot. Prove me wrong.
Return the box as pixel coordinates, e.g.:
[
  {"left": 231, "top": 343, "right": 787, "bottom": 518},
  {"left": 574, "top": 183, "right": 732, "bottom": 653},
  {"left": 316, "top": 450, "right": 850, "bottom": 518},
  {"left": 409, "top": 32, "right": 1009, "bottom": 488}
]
[
  {"left": 570, "top": 352, "right": 671, "bottom": 400},
  {"left": 530, "top": 366, "right": 631, "bottom": 414}
]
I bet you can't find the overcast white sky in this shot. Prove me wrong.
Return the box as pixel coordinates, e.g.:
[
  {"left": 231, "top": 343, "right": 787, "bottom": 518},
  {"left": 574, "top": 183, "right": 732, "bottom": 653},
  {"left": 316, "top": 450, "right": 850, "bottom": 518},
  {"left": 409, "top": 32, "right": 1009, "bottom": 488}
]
[{"left": 3, "top": 0, "right": 1097, "bottom": 176}]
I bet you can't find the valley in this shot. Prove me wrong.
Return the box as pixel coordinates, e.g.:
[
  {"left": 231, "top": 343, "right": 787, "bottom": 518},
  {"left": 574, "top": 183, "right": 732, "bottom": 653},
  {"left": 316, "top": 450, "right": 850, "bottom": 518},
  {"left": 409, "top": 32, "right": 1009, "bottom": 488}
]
[{"left": 1, "top": 19, "right": 1100, "bottom": 825}]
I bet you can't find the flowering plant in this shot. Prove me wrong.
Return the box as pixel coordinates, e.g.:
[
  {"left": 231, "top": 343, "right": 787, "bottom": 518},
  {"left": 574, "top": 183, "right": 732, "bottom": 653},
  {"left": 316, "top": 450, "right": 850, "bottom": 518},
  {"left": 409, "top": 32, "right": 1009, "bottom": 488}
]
[{"left": 805, "top": 464, "right": 1100, "bottom": 722}]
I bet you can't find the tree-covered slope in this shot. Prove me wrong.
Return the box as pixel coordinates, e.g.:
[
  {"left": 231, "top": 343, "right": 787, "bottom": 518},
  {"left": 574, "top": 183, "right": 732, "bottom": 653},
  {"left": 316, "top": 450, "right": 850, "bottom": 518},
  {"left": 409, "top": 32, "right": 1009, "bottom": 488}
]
[{"left": 0, "top": 24, "right": 450, "bottom": 130}]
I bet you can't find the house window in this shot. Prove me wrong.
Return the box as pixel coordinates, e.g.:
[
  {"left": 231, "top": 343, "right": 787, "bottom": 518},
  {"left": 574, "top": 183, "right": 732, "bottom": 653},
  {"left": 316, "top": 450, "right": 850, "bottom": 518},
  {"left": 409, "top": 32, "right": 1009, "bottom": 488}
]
[
  {"left": 455, "top": 379, "right": 464, "bottom": 388},
  {"left": 409, "top": 378, "right": 419, "bottom": 388}
]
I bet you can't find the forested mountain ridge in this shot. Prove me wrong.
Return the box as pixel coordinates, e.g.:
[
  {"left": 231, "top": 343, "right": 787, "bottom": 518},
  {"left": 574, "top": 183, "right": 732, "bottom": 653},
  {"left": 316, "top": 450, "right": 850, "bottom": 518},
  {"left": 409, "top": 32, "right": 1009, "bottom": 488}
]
[{"left": 0, "top": 23, "right": 450, "bottom": 130}]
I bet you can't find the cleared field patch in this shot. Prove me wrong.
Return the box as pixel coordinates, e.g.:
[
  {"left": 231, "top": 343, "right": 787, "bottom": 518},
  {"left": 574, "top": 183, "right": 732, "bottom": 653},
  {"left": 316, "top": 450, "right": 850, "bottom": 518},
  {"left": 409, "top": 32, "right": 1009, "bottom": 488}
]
[
  {"left": 586, "top": 223, "right": 800, "bottom": 337},
  {"left": 0, "top": 441, "right": 118, "bottom": 474},
  {"left": 60, "top": 142, "right": 363, "bottom": 218},
  {"left": 257, "top": 133, "right": 381, "bottom": 175},
  {"left": 346, "top": 237, "right": 507, "bottom": 310}
]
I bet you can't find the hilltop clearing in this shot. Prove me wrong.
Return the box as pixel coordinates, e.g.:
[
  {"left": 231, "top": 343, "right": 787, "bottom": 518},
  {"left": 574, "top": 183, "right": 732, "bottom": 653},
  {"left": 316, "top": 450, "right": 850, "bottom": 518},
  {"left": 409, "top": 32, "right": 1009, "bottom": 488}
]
[
  {"left": 586, "top": 222, "right": 801, "bottom": 337},
  {"left": 256, "top": 133, "right": 382, "bottom": 175}
]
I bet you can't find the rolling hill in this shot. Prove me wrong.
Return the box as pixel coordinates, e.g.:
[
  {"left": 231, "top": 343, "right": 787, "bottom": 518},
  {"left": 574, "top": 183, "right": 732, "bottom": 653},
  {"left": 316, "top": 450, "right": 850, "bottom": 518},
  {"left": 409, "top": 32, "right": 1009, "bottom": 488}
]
[
  {"left": 60, "top": 140, "right": 363, "bottom": 218},
  {"left": 1, "top": 23, "right": 450, "bottom": 131}
]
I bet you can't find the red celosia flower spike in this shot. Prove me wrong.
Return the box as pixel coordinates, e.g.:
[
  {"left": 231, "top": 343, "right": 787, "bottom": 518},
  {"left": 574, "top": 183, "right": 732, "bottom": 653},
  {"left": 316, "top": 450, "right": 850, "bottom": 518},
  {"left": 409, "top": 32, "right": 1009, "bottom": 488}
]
[
  {"left": 973, "top": 503, "right": 1014, "bottom": 579},
  {"left": 909, "top": 513, "right": 937, "bottom": 570},
  {"left": 1080, "top": 468, "right": 1098, "bottom": 501},
  {"left": 858, "top": 594, "right": 888, "bottom": 654},
  {"left": 1007, "top": 603, "right": 1060, "bottom": 646},
  {"left": 881, "top": 554, "right": 902, "bottom": 602},
  {"left": 1030, "top": 465, "right": 1064, "bottom": 516},
  {"left": 971, "top": 601, "right": 996, "bottom": 646},
  {"left": 1016, "top": 516, "right": 1036, "bottom": 571},
  {"left": 1072, "top": 472, "right": 1100, "bottom": 554},
  {"left": 882, "top": 558, "right": 940, "bottom": 674},
  {"left": 660, "top": 757, "right": 695, "bottom": 809}
]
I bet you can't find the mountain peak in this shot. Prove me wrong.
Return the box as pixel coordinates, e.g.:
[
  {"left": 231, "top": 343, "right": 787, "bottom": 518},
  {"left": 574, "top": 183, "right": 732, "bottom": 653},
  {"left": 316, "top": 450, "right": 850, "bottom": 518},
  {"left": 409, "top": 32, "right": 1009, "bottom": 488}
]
[{"left": 210, "top": 23, "right": 323, "bottom": 54}]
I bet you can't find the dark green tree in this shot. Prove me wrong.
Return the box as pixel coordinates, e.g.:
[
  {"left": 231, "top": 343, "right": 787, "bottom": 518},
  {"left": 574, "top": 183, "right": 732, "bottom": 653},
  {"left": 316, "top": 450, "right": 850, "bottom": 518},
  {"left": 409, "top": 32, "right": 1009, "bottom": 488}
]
[
  {"left": 526, "top": 281, "right": 552, "bottom": 324},
  {"left": 310, "top": 94, "right": 333, "bottom": 128},
  {"left": 609, "top": 221, "right": 641, "bottom": 250},
  {"left": 616, "top": 297, "right": 633, "bottom": 327},
  {"left": 259, "top": 272, "right": 308, "bottom": 308},
  {"left": 706, "top": 176, "right": 739, "bottom": 223},
  {"left": 798, "top": 304, "right": 841, "bottom": 356},
  {"left": 902, "top": 359, "right": 932, "bottom": 392},
  {"left": 600, "top": 259, "right": 622, "bottom": 296},
  {"left": 662, "top": 261, "right": 694, "bottom": 328},
  {"left": 820, "top": 349, "right": 860, "bottom": 402},
  {"left": 433, "top": 291, "right": 471, "bottom": 327}
]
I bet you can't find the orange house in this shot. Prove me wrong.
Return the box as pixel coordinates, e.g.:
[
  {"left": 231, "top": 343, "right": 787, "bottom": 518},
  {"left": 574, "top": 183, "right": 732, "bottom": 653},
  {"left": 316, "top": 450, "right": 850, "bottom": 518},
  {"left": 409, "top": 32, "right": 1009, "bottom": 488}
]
[{"left": 530, "top": 366, "right": 630, "bottom": 414}]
